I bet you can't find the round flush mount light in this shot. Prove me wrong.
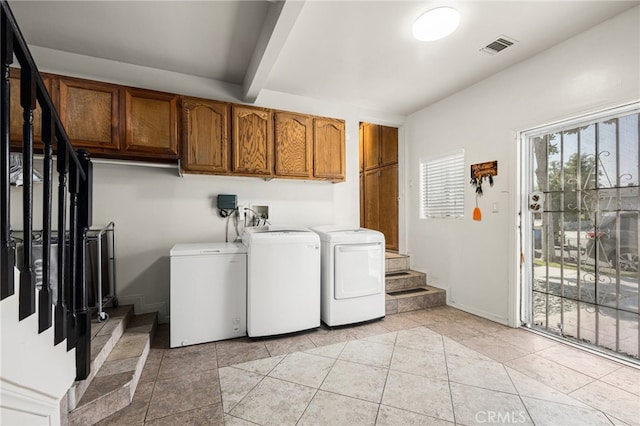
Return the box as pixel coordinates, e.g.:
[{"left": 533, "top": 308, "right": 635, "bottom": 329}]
[{"left": 412, "top": 7, "right": 460, "bottom": 41}]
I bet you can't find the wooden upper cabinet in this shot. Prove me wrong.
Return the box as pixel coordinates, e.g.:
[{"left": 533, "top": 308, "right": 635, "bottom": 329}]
[
  {"left": 363, "top": 123, "right": 398, "bottom": 169},
  {"left": 380, "top": 125, "right": 398, "bottom": 166},
  {"left": 363, "top": 122, "right": 380, "bottom": 170},
  {"left": 9, "top": 68, "right": 54, "bottom": 148},
  {"left": 58, "top": 77, "right": 120, "bottom": 151},
  {"left": 181, "top": 97, "right": 230, "bottom": 174},
  {"left": 232, "top": 105, "right": 273, "bottom": 176},
  {"left": 123, "top": 88, "right": 179, "bottom": 158},
  {"left": 313, "top": 117, "right": 345, "bottom": 181},
  {"left": 274, "top": 111, "right": 312, "bottom": 178}
]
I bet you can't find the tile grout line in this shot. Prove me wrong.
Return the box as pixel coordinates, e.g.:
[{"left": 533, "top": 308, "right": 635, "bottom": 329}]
[
  {"left": 373, "top": 331, "right": 400, "bottom": 425},
  {"left": 442, "top": 333, "right": 458, "bottom": 426}
]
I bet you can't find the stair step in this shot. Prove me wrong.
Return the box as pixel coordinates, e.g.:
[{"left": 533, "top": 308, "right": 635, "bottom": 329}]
[
  {"left": 385, "top": 252, "right": 410, "bottom": 273},
  {"left": 67, "top": 305, "right": 134, "bottom": 411},
  {"left": 385, "top": 269, "right": 426, "bottom": 292},
  {"left": 385, "top": 285, "right": 446, "bottom": 315},
  {"left": 68, "top": 311, "right": 157, "bottom": 426}
]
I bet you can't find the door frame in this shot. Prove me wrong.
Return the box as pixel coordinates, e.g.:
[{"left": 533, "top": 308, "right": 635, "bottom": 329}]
[{"left": 517, "top": 101, "right": 640, "bottom": 333}]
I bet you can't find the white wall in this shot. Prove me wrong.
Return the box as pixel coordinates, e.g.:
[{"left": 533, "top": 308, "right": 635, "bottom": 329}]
[
  {"left": 1, "top": 268, "right": 74, "bottom": 425},
  {"left": 405, "top": 7, "right": 640, "bottom": 325},
  {"left": 10, "top": 47, "right": 406, "bottom": 322}
]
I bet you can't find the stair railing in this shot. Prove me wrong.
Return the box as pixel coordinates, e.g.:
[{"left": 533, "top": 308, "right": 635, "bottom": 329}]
[{"left": 1, "top": 0, "right": 93, "bottom": 380}]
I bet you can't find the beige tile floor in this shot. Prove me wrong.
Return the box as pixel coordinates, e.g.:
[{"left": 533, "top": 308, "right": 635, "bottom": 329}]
[{"left": 96, "top": 306, "right": 640, "bottom": 425}]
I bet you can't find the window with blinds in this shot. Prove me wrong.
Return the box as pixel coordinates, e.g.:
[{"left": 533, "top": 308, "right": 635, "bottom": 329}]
[{"left": 420, "top": 150, "right": 465, "bottom": 218}]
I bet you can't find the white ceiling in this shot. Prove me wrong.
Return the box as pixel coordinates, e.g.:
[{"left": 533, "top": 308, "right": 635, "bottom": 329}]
[{"left": 8, "top": 0, "right": 640, "bottom": 115}]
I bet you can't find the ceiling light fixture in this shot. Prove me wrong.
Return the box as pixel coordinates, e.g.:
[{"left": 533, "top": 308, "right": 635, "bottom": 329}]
[{"left": 412, "top": 7, "right": 460, "bottom": 42}]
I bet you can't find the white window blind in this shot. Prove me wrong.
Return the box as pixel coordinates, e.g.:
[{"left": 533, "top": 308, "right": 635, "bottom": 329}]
[{"left": 420, "top": 150, "right": 465, "bottom": 218}]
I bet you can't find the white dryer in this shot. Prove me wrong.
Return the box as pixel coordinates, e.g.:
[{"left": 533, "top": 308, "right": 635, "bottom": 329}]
[
  {"left": 242, "top": 226, "right": 320, "bottom": 337},
  {"left": 312, "top": 226, "right": 385, "bottom": 326}
]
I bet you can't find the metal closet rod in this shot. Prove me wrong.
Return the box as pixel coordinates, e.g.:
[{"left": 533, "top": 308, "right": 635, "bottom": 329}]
[{"left": 31, "top": 154, "right": 183, "bottom": 177}]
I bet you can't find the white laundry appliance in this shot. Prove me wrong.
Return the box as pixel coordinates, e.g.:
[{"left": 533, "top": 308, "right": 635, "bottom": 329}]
[
  {"left": 169, "top": 242, "right": 246, "bottom": 348},
  {"left": 312, "top": 226, "right": 385, "bottom": 326},
  {"left": 242, "top": 226, "right": 320, "bottom": 337}
]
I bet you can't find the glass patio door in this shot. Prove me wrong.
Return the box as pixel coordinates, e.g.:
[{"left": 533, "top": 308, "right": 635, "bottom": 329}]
[{"left": 522, "top": 105, "right": 639, "bottom": 361}]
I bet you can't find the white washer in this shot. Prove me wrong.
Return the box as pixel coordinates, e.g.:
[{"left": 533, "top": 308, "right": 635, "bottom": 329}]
[
  {"left": 312, "top": 226, "right": 385, "bottom": 326},
  {"left": 170, "top": 242, "right": 247, "bottom": 347},
  {"left": 242, "top": 226, "right": 320, "bottom": 337}
]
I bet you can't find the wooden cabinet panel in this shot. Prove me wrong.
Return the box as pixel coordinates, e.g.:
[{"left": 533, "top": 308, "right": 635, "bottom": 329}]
[
  {"left": 380, "top": 125, "right": 398, "bottom": 166},
  {"left": 363, "top": 122, "right": 380, "bottom": 171},
  {"left": 359, "top": 124, "right": 364, "bottom": 173},
  {"left": 313, "top": 117, "right": 345, "bottom": 181},
  {"left": 364, "top": 165, "right": 398, "bottom": 250},
  {"left": 364, "top": 170, "right": 380, "bottom": 230},
  {"left": 232, "top": 105, "right": 273, "bottom": 176},
  {"left": 182, "top": 97, "right": 230, "bottom": 173},
  {"left": 363, "top": 123, "right": 398, "bottom": 169},
  {"left": 360, "top": 172, "right": 365, "bottom": 227},
  {"left": 58, "top": 77, "right": 119, "bottom": 151},
  {"left": 274, "top": 111, "right": 312, "bottom": 178},
  {"left": 9, "top": 68, "right": 53, "bottom": 148},
  {"left": 378, "top": 164, "right": 399, "bottom": 250},
  {"left": 123, "top": 88, "right": 179, "bottom": 158}
]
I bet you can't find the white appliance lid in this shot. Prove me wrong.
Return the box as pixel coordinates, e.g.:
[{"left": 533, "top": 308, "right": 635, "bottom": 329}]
[
  {"left": 170, "top": 242, "right": 247, "bottom": 256},
  {"left": 311, "top": 226, "right": 384, "bottom": 242},
  {"left": 243, "top": 225, "right": 313, "bottom": 234}
]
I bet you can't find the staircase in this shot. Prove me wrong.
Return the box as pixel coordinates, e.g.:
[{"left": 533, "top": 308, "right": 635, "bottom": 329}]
[
  {"left": 385, "top": 252, "right": 446, "bottom": 315},
  {"left": 63, "top": 305, "right": 157, "bottom": 426}
]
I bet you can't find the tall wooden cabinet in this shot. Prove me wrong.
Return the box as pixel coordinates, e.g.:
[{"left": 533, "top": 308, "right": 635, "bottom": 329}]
[
  {"left": 361, "top": 123, "right": 399, "bottom": 251},
  {"left": 232, "top": 105, "right": 273, "bottom": 176},
  {"left": 181, "top": 97, "right": 230, "bottom": 174},
  {"left": 274, "top": 111, "right": 312, "bottom": 178}
]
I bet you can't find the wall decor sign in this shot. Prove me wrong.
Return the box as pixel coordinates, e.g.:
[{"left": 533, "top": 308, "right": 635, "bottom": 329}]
[
  {"left": 470, "top": 160, "right": 497, "bottom": 221},
  {"left": 471, "top": 160, "right": 498, "bottom": 182}
]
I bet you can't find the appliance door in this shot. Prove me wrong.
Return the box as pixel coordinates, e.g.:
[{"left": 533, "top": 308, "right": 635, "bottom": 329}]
[
  {"left": 247, "top": 238, "right": 320, "bottom": 337},
  {"left": 170, "top": 253, "right": 246, "bottom": 347},
  {"left": 334, "top": 242, "right": 383, "bottom": 299}
]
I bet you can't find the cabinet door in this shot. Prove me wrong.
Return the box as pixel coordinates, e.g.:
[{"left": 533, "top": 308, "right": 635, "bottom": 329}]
[
  {"left": 9, "top": 68, "right": 54, "bottom": 149},
  {"left": 359, "top": 172, "right": 365, "bottom": 227},
  {"left": 364, "top": 170, "right": 380, "bottom": 230},
  {"left": 378, "top": 164, "right": 399, "bottom": 250},
  {"left": 380, "top": 125, "right": 398, "bottom": 166},
  {"left": 274, "top": 111, "right": 312, "bottom": 178},
  {"left": 313, "top": 117, "right": 345, "bottom": 181},
  {"left": 123, "top": 88, "right": 179, "bottom": 158},
  {"left": 231, "top": 105, "right": 273, "bottom": 176},
  {"left": 359, "top": 123, "right": 364, "bottom": 173},
  {"left": 182, "top": 97, "right": 230, "bottom": 173},
  {"left": 363, "top": 165, "right": 398, "bottom": 250},
  {"left": 363, "top": 122, "right": 380, "bottom": 170},
  {"left": 58, "top": 77, "right": 120, "bottom": 151}
]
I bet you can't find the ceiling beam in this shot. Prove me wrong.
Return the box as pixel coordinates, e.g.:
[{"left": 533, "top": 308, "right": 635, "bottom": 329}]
[{"left": 242, "top": 0, "right": 305, "bottom": 103}]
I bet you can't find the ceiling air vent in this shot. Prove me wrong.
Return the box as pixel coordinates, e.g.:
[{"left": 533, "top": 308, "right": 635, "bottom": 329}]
[{"left": 481, "top": 35, "right": 517, "bottom": 55}]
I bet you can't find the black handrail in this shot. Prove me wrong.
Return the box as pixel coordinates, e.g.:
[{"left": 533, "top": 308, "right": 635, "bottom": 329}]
[{"left": 1, "top": 0, "right": 93, "bottom": 380}]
